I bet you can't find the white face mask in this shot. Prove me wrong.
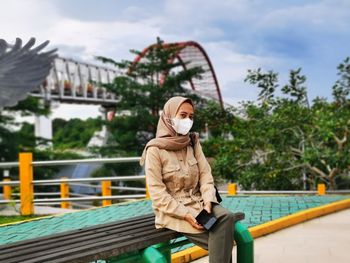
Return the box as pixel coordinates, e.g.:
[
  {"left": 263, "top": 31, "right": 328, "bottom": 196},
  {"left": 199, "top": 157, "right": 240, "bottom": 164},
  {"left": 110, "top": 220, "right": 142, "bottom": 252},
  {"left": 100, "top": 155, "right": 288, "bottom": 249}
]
[{"left": 171, "top": 118, "right": 193, "bottom": 135}]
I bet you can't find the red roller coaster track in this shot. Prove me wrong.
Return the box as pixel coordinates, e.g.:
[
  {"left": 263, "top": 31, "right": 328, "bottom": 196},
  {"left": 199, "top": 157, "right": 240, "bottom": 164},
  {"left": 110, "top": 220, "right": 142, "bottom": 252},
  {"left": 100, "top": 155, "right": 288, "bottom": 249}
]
[{"left": 131, "top": 41, "right": 224, "bottom": 109}]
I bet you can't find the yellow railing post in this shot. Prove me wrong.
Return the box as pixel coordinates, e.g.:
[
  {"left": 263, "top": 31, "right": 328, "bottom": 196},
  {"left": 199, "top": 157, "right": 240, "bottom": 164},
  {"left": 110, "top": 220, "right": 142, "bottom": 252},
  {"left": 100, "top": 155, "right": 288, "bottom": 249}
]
[
  {"left": 145, "top": 179, "right": 150, "bottom": 200},
  {"left": 3, "top": 178, "right": 12, "bottom": 200},
  {"left": 228, "top": 183, "right": 237, "bottom": 196},
  {"left": 102, "top": 180, "right": 112, "bottom": 206},
  {"left": 60, "top": 177, "right": 71, "bottom": 209},
  {"left": 317, "top": 183, "right": 326, "bottom": 195},
  {"left": 19, "top": 152, "right": 34, "bottom": 215}
]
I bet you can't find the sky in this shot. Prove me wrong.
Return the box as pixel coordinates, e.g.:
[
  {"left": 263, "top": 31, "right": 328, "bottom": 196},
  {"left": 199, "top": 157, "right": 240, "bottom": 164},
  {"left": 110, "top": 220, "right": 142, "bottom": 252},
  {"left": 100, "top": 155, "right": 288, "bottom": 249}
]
[{"left": 1, "top": 0, "right": 349, "bottom": 120}]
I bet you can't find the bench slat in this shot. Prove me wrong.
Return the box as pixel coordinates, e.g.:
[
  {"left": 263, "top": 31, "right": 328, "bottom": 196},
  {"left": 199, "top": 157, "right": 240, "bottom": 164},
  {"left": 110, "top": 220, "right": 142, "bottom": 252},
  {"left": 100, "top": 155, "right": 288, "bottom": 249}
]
[
  {"left": 0, "top": 212, "right": 245, "bottom": 263},
  {"left": 0, "top": 214, "right": 155, "bottom": 250},
  {"left": 1, "top": 220, "right": 157, "bottom": 262},
  {"left": 23, "top": 229, "right": 179, "bottom": 263},
  {"left": 0, "top": 216, "right": 155, "bottom": 255}
]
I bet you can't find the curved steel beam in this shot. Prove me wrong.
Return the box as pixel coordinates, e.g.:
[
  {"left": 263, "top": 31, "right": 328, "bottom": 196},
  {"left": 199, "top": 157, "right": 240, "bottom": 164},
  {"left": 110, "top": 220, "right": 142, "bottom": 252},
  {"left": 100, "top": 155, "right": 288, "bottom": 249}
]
[{"left": 130, "top": 41, "right": 224, "bottom": 110}]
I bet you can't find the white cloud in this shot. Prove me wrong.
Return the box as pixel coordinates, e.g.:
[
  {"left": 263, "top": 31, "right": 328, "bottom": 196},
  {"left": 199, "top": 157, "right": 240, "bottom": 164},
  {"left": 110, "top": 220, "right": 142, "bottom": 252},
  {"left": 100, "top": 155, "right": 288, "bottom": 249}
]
[
  {"left": 0, "top": 0, "right": 292, "bottom": 109},
  {"left": 257, "top": 0, "right": 350, "bottom": 33},
  {"left": 1, "top": 0, "right": 349, "bottom": 115},
  {"left": 0, "top": 0, "right": 59, "bottom": 42},
  {"left": 206, "top": 41, "right": 272, "bottom": 81}
]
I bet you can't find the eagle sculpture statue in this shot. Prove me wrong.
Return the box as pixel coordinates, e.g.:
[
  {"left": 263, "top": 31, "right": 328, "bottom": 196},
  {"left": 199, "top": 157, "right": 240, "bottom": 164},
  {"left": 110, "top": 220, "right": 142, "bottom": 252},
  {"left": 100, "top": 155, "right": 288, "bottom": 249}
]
[{"left": 0, "top": 38, "right": 57, "bottom": 108}]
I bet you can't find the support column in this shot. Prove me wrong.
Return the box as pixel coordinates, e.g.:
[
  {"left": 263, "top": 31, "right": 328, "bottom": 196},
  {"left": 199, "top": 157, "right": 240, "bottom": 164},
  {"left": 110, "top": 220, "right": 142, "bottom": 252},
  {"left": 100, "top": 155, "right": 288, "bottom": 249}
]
[
  {"left": 60, "top": 177, "right": 71, "bottom": 209},
  {"left": 34, "top": 114, "right": 53, "bottom": 149},
  {"left": 228, "top": 183, "right": 237, "bottom": 196},
  {"left": 102, "top": 181, "right": 112, "bottom": 206},
  {"left": 317, "top": 183, "right": 326, "bottom": 195},
  {"left": 19, "top": 152, "right": 34, "bottom": 215},
  {"left": 3, "top": 170, "right": 11, "bottom": 200}
]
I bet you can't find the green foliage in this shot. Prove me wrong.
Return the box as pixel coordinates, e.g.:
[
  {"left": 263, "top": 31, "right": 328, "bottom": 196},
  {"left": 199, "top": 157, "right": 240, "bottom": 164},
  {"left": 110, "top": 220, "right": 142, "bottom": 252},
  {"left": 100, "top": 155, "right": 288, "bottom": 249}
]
[
  {"left": 332, "top": 57, "right": 350, "bottom": 105},
  {"left": 52, "top": 117, "right": 103, "bottom": 149},
  {"left": 207, "top": 62, "right": 350, "bottom": 190},
  {"left": 0, "top": 96, "right": 87, "bottom": 186},
  {"left": 98, "top": 38, "right": 206, "bottom": 156},
  {"left": 281, "top": 68, "right": 309, "bottom": 106},
  {"left": 6, "top": 96, "right": 50, "bottom": 116},
  {"left": 0, "top": 96, "right": 47, "bottom": 162},
  {"left": 245, "top": 68, "right": 279, "bottom": 106}
]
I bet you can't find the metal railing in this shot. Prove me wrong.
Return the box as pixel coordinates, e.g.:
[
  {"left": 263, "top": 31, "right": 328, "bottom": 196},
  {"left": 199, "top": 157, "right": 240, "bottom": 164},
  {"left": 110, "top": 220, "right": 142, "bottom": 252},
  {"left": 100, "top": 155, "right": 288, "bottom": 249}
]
[
  {"left": 0, "top": 157, "right": 141, "bottom": 168},
  {"left": 0, "top": 176, "right": 147, "bottom": 204},
  {"left": 0, "top": 153, "right": 148, "bottom": 214},
  {"left": 1, "top": 152, "right": 349, "bottom": 216}
]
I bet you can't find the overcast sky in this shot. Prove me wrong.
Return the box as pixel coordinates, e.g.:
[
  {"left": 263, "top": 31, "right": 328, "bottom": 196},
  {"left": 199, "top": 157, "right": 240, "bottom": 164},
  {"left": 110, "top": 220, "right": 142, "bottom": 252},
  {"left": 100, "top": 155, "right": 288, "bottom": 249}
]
[{"left": 1, "top": 0, "right": 349, "bottom": 120}]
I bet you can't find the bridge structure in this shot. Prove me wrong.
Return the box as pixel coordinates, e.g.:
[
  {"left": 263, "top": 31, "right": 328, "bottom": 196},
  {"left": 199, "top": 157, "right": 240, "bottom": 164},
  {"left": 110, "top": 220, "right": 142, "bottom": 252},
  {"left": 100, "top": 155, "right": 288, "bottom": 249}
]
[
  {"left": 31, "top": 41, "right": 224, "bottom": 108},
  {"left": 30, "top": 56, "right": 119, "bottom": 107},
  {"left": 26, "top": 41, "right": 224, "bottom": 144},
  {"left": 131, "top": 41, "right": 224, "bottom": 109}
]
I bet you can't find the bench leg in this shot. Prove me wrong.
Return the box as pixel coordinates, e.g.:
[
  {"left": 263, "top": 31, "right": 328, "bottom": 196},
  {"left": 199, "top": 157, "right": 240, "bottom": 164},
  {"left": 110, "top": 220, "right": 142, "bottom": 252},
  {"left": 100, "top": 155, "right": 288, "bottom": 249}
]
[
  {"left": 141, "top": 242, "right": 171, "bottom": 263},
  {"left": 234, "top": 221, "right": 254, "bottom": 263}
]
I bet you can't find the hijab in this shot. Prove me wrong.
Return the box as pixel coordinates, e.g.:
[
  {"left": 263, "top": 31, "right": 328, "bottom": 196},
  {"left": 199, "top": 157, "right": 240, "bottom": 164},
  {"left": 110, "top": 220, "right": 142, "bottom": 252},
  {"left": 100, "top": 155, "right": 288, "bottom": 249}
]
[{"left": 139, "top": 96, "right": 197, "bottom": 166}]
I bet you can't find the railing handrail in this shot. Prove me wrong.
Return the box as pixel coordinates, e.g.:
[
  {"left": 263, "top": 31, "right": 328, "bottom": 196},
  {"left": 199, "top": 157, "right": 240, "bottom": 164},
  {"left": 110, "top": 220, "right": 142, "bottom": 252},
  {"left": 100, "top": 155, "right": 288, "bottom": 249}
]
[
  {"left": 0, "top": 176, "right": 145, "bottom": 186},
  {"left": 33, "top": 175, "right": 145, "bottom": 184},
  {"left": 0, "top": 157, "right": 141, "bottom": 168},
  {"left": 1, "top": 176, "right": 349, "bottom": 194},
  {"left": 1, "top": 152, "right": 348, "bottom": 216},
  {"left": 0, "top": 195, "right": 146, "bottom": 204}
]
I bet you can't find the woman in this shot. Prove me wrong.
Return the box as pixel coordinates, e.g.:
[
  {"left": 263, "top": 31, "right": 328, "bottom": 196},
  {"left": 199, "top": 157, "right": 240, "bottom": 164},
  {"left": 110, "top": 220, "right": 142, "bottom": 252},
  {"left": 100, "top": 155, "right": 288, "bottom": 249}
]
[{"left": 140, "top": 96, "right": 235, "bottom": 263}]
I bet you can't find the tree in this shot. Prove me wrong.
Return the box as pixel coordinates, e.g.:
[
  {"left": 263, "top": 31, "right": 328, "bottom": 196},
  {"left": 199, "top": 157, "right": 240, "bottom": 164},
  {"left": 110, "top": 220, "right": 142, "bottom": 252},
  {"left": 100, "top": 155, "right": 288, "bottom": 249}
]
[
  {"left": 52, "top": 117, "right": 103, "bottom": 150},
  {"left": 0, "top": 96, "right": 50, "bottom": 163},
  {"left": 301, "top": 58, "right": 350, "bottom": 189},
  {"left": 209, "top": 61, "right": 349, "bottom": 190},
  {"left": 97, "top": 38, "right": 207, "bottom": 156},
  {"left": 0, "top": 96, "right": 86, "bottom": 184}
]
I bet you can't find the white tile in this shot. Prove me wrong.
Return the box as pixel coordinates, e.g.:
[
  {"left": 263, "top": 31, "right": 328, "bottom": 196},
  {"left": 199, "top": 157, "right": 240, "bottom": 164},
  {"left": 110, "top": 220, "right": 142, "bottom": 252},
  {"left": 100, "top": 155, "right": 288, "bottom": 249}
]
[{"left": 190, "top": 209, "right": 350, "bottom": 263}]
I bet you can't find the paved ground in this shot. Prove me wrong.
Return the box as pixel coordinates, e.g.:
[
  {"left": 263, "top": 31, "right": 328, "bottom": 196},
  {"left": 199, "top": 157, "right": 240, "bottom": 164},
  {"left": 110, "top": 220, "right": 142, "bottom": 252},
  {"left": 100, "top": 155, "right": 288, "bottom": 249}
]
[
  {"left": 0, "top": 196, "right": 348, "bottom": 245},
  {"left": 192, "top": 208, "right": 350, "bottom": 263}
]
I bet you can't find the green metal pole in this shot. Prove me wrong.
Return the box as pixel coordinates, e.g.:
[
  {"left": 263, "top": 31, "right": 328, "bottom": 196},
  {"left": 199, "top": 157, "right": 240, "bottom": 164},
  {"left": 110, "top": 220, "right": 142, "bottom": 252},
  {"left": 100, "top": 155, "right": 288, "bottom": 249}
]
[
  {"left": 112, "top": 222, "right": 253, "bottom": 263},
  {"left": 106, "top": 251, "right": 142, "bottom": 263},
  {"left": 234, "top": 222, "right": 254, "bottom": 263},
  {"left": 141, "top": 242, "right": 170, "bottom": 263}
]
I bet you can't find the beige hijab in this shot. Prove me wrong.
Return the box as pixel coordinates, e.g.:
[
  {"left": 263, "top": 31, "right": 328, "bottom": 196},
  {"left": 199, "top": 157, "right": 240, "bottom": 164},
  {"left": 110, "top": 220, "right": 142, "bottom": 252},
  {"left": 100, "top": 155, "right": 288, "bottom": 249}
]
[{"left": 140, "top": 96, "right": 196, "bottom": 166}]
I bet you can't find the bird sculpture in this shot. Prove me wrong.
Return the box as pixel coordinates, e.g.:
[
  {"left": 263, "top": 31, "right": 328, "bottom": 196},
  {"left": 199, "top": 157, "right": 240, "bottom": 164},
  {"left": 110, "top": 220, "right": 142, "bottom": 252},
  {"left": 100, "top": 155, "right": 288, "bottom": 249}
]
[{"left": 0, "top": 37, "right": 57, "bottom": 108}]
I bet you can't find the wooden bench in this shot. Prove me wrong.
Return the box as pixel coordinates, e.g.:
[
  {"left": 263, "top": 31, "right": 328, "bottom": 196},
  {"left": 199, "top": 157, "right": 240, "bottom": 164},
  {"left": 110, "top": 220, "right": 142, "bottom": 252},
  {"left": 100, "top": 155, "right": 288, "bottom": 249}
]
[{"left": 0, "top": 212, "right": 251, "bottom": 263}]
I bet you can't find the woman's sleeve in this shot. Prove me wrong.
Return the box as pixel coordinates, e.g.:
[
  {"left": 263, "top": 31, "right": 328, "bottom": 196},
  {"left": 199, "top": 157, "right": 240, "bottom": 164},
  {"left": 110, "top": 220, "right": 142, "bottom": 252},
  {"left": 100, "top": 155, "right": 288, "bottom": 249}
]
[
  {"left": 145, "top": 147, "right": 190, "bottom": 219},
  {"left": 194, "top": 141, "right": 218, "bottom": 205}
]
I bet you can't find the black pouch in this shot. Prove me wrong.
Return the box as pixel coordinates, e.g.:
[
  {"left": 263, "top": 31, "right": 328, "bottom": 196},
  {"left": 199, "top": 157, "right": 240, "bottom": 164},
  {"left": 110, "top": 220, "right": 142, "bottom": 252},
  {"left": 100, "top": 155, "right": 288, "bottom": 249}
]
[
  {"left": 214, "top": 185, "right": 222, "bottom": 203},
  {"left": 195, "top": 209, "right": 217, "bottom": 230}
]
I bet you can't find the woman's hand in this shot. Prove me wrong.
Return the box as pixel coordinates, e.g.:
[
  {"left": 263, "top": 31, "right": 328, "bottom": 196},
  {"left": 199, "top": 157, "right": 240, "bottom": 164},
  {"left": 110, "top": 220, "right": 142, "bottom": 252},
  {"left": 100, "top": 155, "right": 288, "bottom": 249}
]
[
  {"left": 204, "top": 202, "right": 212, "bottom": 214},
  {"left": 184, "top": 213, "right": 204, "bottom": 230}
]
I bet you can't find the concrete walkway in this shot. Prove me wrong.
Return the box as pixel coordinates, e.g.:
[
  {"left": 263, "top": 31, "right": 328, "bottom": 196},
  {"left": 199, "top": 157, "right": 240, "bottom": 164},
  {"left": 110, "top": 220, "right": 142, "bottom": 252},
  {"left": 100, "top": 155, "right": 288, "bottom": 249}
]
[{"left": 192, "top": 208, "right": 350, "bottom": 263}]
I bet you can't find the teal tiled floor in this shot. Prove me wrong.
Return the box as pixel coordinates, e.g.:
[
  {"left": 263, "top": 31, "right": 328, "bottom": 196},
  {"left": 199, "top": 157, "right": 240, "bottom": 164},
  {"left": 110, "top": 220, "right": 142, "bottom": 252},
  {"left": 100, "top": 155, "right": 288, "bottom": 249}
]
[{"left": 0, "top": 195, "right": 348, "bottom": 245}]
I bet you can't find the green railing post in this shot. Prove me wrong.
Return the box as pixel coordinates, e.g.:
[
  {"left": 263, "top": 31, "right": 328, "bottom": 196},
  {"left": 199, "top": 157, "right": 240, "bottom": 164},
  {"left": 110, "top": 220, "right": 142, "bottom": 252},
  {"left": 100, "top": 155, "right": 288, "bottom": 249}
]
[
  {"left": 108, "top": 221, "right": 253, "bottom": 263},
  {"left": 234, "top": 221, "right": 254, "bottom": 263},
  {"left": 141, "top": 243, "right": 169, "bottom": 263}
]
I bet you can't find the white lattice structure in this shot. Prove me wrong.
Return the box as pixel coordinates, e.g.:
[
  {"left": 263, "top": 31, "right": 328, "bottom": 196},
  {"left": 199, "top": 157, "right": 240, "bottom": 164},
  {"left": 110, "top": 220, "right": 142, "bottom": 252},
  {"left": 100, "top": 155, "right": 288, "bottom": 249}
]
[{"left": 30, "top": 57, "right": 119, "bottom": 106}]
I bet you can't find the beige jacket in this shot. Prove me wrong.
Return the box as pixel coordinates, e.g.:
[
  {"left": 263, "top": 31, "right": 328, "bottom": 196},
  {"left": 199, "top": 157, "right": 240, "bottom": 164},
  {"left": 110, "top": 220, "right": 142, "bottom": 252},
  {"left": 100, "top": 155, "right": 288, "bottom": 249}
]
[{"left": 145, "top": 139, "right": 218, "bottom": 234}]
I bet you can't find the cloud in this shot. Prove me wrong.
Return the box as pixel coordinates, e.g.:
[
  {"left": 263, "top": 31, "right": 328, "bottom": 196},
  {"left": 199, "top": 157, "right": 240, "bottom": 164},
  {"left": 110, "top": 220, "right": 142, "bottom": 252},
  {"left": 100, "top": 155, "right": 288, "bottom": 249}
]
[
  {"left": 47, "top": 18, "right": 162, "bottom": 62},
  {"left": 1, "top": 0, "right": 349, "bottom": 114},
  {"left": 258, "top": 0, "right": 350, "bottom": 33},
  {"left": 0, "top": 0, "right": 60, "bottom": 42}
]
